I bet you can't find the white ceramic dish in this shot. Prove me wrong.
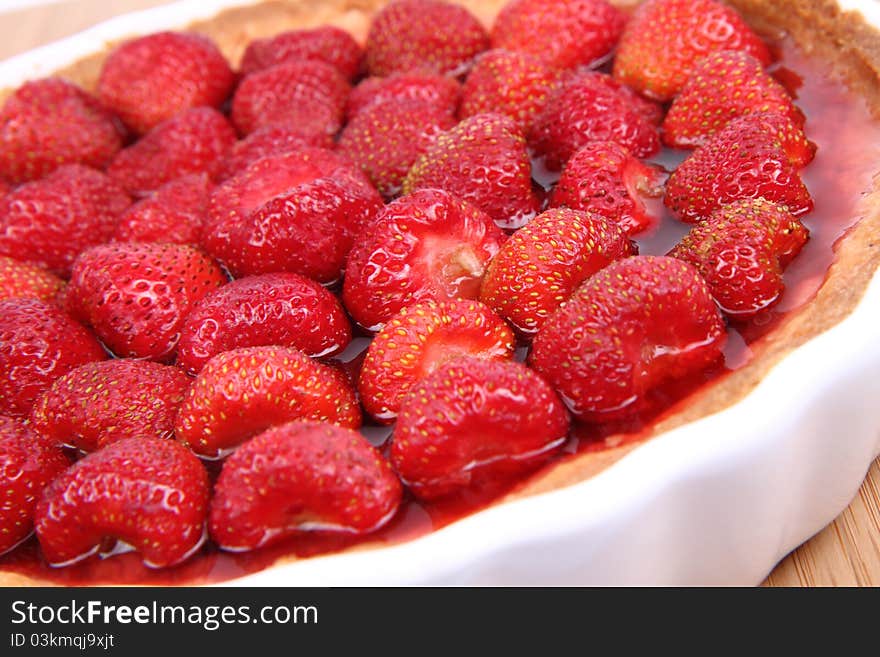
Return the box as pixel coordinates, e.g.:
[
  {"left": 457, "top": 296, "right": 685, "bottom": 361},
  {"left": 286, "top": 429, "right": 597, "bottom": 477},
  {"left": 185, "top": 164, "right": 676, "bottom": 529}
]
[{"left": 2, "top": 0, "right": 879, "bottom": 586}]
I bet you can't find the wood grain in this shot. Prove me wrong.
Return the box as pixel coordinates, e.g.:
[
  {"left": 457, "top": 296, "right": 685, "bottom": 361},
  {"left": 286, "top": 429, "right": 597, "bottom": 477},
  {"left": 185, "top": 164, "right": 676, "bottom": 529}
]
[{"left": 1, "top": 0, "right": 878, "bottom": 587}]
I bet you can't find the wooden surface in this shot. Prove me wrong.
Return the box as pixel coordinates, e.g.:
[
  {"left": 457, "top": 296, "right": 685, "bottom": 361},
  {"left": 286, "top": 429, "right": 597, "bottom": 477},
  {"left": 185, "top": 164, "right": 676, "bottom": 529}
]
[{"left": 1, "top": 0, "right": 878, "bottom": 587}]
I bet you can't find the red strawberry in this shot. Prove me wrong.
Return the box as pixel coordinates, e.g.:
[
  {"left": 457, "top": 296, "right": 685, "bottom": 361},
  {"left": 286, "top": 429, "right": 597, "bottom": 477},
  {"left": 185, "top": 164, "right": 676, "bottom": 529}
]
[
  {"left": 669, "top": 198, "right": 809, "bottom": 317},
  {"left": 347, "top": 73, "right": 461, "bottom": 121},
  {"left": 550, "top": 141, "right": 666, "bottom": 236},
  {"left": 403, "top": 113, "right": 541, "bottom": 229},
  {"left": 663, "top": 50, "right": 803, "bottom": 149},
  {"left": 459, "top": 49, "right": 562, "bottom": 130},
  {"left": 113, "top": 174, "right": 212, "bottom": 244},
  {"left": 0, "top": 78, "right": 123, "bottom": 184},
  {"left": 529, "top": 72, "right": 661, "bottom": 171},
  {"left": 230, "top": 61, "right": 350, "bottom": 138},
  {"left": 491, "top": 0, "right": 626, "bottom": 70},
  {"left": 365, "top": 0, "right": 489, "bottom": 77},
  {"left": 176, "top": 272, "right": 352, "bottom": 375},
  {"left": 479, "top": 208, "right": 634, "bottom": 336},
  {"left": 343, "top": 189, "right": 506, "bottom": 331},
  {"left": 202, "top": 149, "right": 382, "bottom": 283},
  {"left": 338, "top": 100, "right": 457, "bottom": 198},
  {"left": 97, "top": 31, "right": 234, "bottom": 135},
  {"left": 209, "top": 421, "right": 402, "bottom": 551},
  {"left": 217, "top": 125, "right": 334, "bottom": 182},
  {"left": 107, "top": 107, "right": 236, "bottom": 196},
  {"left": 175, "top": 346, "right": 361, "bottom": 459},
  {"left": 391, "top": 357, "right": 569, "bottom": 499},
  {"left": 240, "top": 26, "right": 363, "bottom": 80},
  {"left": 66, "top": 242, "right": 226, "bottom": 361},
  {"left": 0, "top": 180, "right": 8, "bottom": 198},
  {"left": 358, "top": 299, "right": 514, "bottom": 423},
  {"left": 0, "top": 256, "right": 65, "bottom": 305},
  {"left": 0, "top": 298, "right": 107, "bottom": 418},
  {"left": 716, "top": 111, "right": 816, "bottom": 169},
  {"left": 34, "top": 436, "right": 208, "bottom": 568},
  {"left": 613, "top": 0, "right": 771, "bottom": 102},
  {"left": 0, "top": 165, "right": 130, "bottom": 276},
  {"left": 0, "top": 415, "right": 68, "bottom": 555},
  {"left": 30, "top": 359, "right": 191, "bottom": 453},
  {"left": 530, "top": 256, "right": 726, "bottom": 422}
]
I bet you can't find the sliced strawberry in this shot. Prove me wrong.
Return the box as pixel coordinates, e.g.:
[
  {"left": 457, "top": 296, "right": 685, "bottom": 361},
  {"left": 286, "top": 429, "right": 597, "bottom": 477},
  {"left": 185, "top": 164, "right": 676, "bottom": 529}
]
[
  {"left": 30, "top": 359, "right": 191, "bottom": 452},
  {"left": 613, "top": 0, "right": 771, "bottom": 102},
  {"left": 0, "top": 298, "right": 106, "bottom": 418},
  {"left": 209, "top": 421, "right": 402, "bottom": 551},
  {"left": 98, "top": 31, "right": 234, "bottom": 135},
  {"left": 217, "top": 125, "right": 334, "bottom": 182},
  {"left": 490, "top": 0, "right": 625, "bottom": 70},
  {"left": 347, "top": 73, "right": 461, "bottom": 120},
  {"left": 358, "top": 299, "right": 514, "bottom": 423},
  {"left": 230, "top": 61, "right": 350, "bottom": 138},
  {"left": 403, "top": 113, "right": 541, "bottom": 229},
  {"left": 34, "top": 437, "right": 208, "bottom": 568},
  {"left": 0, "top": 256, "right": 65, "bottom": 305},
  {"left": 550, "top": 141, "right": 666, "bottom": 236},
  {"left": 175, "top": 346, "right": 361, "bottom": 459},
  {"left": 113, "top": 174, "right": 212, "bottom": 245},
  {"left": 365, "top": 0, "right": 489, "bottom": 76},
  {"left": 717, "top": 111, "right": 816, "bottom": 169},
  {"left": 0, "top": 78, "right": 123, "bottom": 184},
  {"left": 392, "top": 357, "right": 569, "bottom": 499},
  {"left": 529, "top": 72, "right": 661, "bottom": 171},
  {"left": 480, "top": 208, "right": 634, "bottom": 336},
  {"left": 240, "top": 25, "right": 363, "bottom": 80},
  {"left": 107, "top": 107, "right": 236, "bottom": 197},
  {"left": 343, "top": 189, "right": 506, "bottom": 331},
  {"left": 0, "top": 165, "right": 130, "bottom": 276},
  {"left": 66, "top": 242, "right": 226, "bottom": 361},
  {"left": 176, "top": 272, "right": 352, "bottom": 375},
  {"left": 530, "top": 256, "right": 726, "bottom": 422},
  {"left": 669, "top": 198, "right": 809, "bottom": 317}
]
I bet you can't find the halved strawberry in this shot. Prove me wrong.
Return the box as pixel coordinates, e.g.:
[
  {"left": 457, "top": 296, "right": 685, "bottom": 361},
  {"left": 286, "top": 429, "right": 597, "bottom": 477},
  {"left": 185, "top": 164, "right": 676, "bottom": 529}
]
[
  {"left": 30, "top": 359, "right": 191, "bottom": 453},
  {"left": 479, "top": 208, "right": 634, "bottom": 336},
  {"left": 365, "top": 0, "right": 489, "bottom": 76},
  {"left": 175, "top": 346, "right": 361, "bottom": 459},
  {"left": 209, "top": 421, "right": 402, "bottom": 551},
  {"left": 343, "top": 189, "right": 506, "bottom": 331},
  {"left": 0, "top": 78, "right": 123, "bottom": 184},
  {"left": 97, "top": 31, "right": 234, "bottom": 135},
  {"left": 613, "top": 0, "right": 771, "bottom": 102},
  {"left": 358, "top": 299, "right": 514, "bottom": 423},
  {"left": 669, "top": 198, "right": 809, "bottom": 317},
  {"left": 240, "top": 25, "right": 363, "bottom": 80},
  {"left": 347, "top": 73, "right": 461, "bottom": 120},
  {"left": 490, "top": 0, "right": 626, "bottom": 70},
  {"left": 176, "top": 272, "right": 352, "bottom": 375},
  {"left": 403, "top": 113, "right": 541, "bottom": 229},
  {"left": 217, "top": 125, "right": 334, "bottom": 182},
  {"left": 66, "top": 242, "right": 226, "bottom": 361},
  {"left": 550, "top": 141, "right": 666, "bottom": 236},
  {"left": 35, "top": 437, "right": 208, "bottom": 568},
  {"left": 0, "top": 256, "right": 65, "bottom": 305},
  {"left": 113, "top": 174, "right": 212, "bottom": 245}
]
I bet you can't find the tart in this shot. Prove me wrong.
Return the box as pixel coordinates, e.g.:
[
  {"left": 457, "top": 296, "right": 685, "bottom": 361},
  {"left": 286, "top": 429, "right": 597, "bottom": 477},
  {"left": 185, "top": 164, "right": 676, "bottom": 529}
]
[{"left": 0, "top": 0, "right": 879, "bottom": 585}]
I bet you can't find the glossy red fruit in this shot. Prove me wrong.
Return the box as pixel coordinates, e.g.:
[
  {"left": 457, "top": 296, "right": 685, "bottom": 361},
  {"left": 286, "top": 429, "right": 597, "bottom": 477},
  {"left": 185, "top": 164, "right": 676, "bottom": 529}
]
[
  {"left": 114, "top": 174, "right": 212, "bottom": 244},
  {"left": 0, "top": 256, "right": 65, "bottom": 305},
  {"left": 669, "top": 198, "right": 809, "bottom": 318},
  {"left": 240, "top": 25, "right": 363, "bottom": 80},
  {"left": 613, "top": 0, "right": 771, "bottom": 102},
  {"left": 403, "top": 113, "right": 541, "bottom": 229},
  {"left": 343, "top": 189, "right": 506, "bottom": 331},
  {"left": 0, "top": 298, "right": 106, "bottom": 418},
  {"left": 176, "top": 272, "right": 352, "bottom": 375},
  {"left": 358, "top": 299, "right": 515, "bottom": 423},
  {"left": 392, "top": 357, "right": 569, "bottom": 500},
  {"left": 0, "top": 415, "right": 68, "bottom": 555},
  {"left": 209, "top": 421, "right": 402, "bottom": 551},
  {"left": 530, "top": 256, "right": 726, "bottom": 422},
  {"left": 347, "top": 73, "right": 461, "bottom": 120},
  {"left": 365, "top": 0, "right": 489, "bottom": 76},
  {"left": 35, "top": 437, "right": 209, "bottom": 568},
  {"left": 715, "top": 111, "right": 816, "bottom": 169},
  {"left": 217, "top": 125, "right": 334, "bottom": 182},
  {"left": 0, "top": 78, "right": 123, "bottom": 184},
  {"left": 491, "top": 0, "right": 626, "bottom": 70},
  {"left": 30, "top": 359, "right": 191, "bottom": 453},
  {"left": 98, "top": 31, "right": 234, "bottom": 135},
  {"left": 230, "top": 61, "right": 350, "bottom": 138},
  {"left": 550, "top": 141, "right": 666, "bottom": 236},
  {"left": 480, "top": 208, "right": 634, "bottom": 336},
  {"left": 66, "top": 242, "right": 226, "bottom": 361},
  {"left": 0, "top": 165, "right": 130, "bottom": 276}
]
